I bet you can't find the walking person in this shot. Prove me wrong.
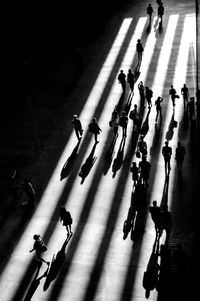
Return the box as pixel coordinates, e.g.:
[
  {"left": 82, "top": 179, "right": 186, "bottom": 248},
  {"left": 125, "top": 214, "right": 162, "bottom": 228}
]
[
  {"left": 129, "top": 104, "right": 142, "bottom": 132},
  {"left": 88, "top": 117, "right": 102, "bottom": 143},
  {"left": 22, "top": 178, "right": 35, "bottom": 208},
  {"left": 60, "top": 206, "right": 73, "bottom": 235},
  {"left": 109, "top": 107, "right": 119, "bottom": 137},
  {"left": 145, "top": 86, "right": 153, "bottom": 108},
  {"left": 187, "top": 96, "right": 195, "bottom": 124},
  {"left": 162, "top": 141, "right": 172, "bottom": 175},
  {"left": 130, "top": 161, "right": 139, "bottom": 186},
  {"left": 29, "top": 234, "right": 50, "bottom": 266},
  {"left": 169, "top": 85, "right": 179, "bottom": 108},
  {"left": 72, "top": 114, "right": 84, "bottom": 141},
  {"left": 155, "top": 96, "right": 163, "bottom": 122},
  {"left": 175, "top": 141, "right": 186, "bottom": 173},
  {"left": 147, "top": 3, "right": 154, "bottom": 25},
  {"left": 157, "top": 2, "right": 164, "bottom": 26},
  {"left": 117, "top": 70, "right": 126, "bottom": 93},
  {"left": 181, "top": 84, "right": 189, "bottom": 109},
  {"left": 136, "top": 39, "right": 144, "bottom": 69},
  {"left": 139, "top": 155, "right": 151, "bottom": 188},
  {"left": 119, "top": 111, "right": 128, "bottom": 137},
  {"left": 137, "top": 135, "right": 148, "bottom": 157},
  {"left": 127, "top": 69, "right": 135, "bottom": 92},
  {"left": 149, "top": 200, "right": 161, "bottom": 235},
  {"left": 138, "top": 81, "right": 146, "bottom": 110}
]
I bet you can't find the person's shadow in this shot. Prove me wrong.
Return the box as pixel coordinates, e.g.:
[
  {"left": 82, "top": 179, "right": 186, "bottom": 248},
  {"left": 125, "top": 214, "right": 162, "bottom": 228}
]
[
  {"left": 60, "top": 140, "right": 81, "bottom": 180},
  {"left": 140, "top": 107, "right": 151, "bottom": 137},
  {"left": 123, "top": 204, "right": 137, "bottom": 241},
  {"left": 112, "top": 136, "right": 126, "bottom": 178},
  {"left": 43, "top": 233, "right": 72, "bottom": 291},
  {"left": 23, "top": 262, "right": 49, "bottom": 301},
  {"left": 124, "top": 91, "right": 134, "bottom": 115},
  {"left": 160, "top": 173, "right": 169, "bottom": 208},
  {"left": 142, "top": 236, "right": 160, "bottom": 299},
  {"left": 103, "top": 131, "right": 118, "bottom": 175},
  {"left": 165, "top": 111, "right": 178, "bottom": 141},
  {"left": 79, "top": 142, "right": 98, "bottom": 184}
]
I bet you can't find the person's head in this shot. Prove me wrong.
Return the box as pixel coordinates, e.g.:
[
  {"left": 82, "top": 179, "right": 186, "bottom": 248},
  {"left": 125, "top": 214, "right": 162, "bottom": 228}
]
[
  {"left": 33, "top": 234, "right": 40, "bottom": 241},
  {"left": 171, "top": 85, "right": 173, "bottom": 88},
  {"left": 146, "top": 86, "right": 149, "bottom": 91},
  {"left": 137, "top": 39, "right": 141, "bottom": 43},
  {"left": 120, "top": 70, "right": 123, "bottom": 73},
  {"left": 134, "top": 104, "right": 137, "bottom": 109},
  {"left": 92, "top": 117, "right": 97, "bottom": 122},
  {"left": 128, "top": 69, "right": 132, "bottom": 73},
  {"left": 165, "top": 141, "right": 168, "bottom": 146},
  {"left": 152, "top": 200, "right": 157, "bottom": 206},
  {"left": 184, "top": 84, "right": 186, "bottom": 87},
  {"left": 73, "top": 114, "right": 78, "bottom": 119}
]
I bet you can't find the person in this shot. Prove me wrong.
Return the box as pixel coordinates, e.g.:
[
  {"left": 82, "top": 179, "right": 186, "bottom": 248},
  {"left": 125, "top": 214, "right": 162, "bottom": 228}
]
[
  {"left": 136, "top": 39, "right": 144, "bottom": 68},
  {"left": 155, "top": 96, "right": 163, "bottom": 122},
  {"left": 60, "top": 206, "right": 73, "bottom": 235},
  {"left": 130, "top": 161, "right": 139, "bottom": 186},
  {"left": 117, "top": 70, "right": 126, "bottom": 93},
  {"left": 29, "top": 234, "right": 50, "bottom": 266},
  {"left": 169, "top": 85, "right": 179, "bottom": 108},
  {"left": 157, "top": 2, "right": 164, "bottom": 26},
  {"left": 181, "top": 84, "right": 189, "bottom": 109},
  {"left": 88, "top": 117, "right": 102, "bottom": 143},
  {"left": 187, "top": 97, "right": 195, "bottom": 124},
  {"left": 139, "top": 156, "right": 151, "bottom": 188},
  {"left": 138, "top": 81, "right": 146, "bottom": 109},
  {"left": 109, "top": 107, "right": 119, "bottom": 136},
  {"left": 137, "top": 135, "right": 148, "bottom": 157},
  {"left": 145, "top": 86, "right": 153, "bottom": 108},
  {"left": 72, "top": 114, "right": 83, "bottom": 141},
  {"left": 147, "top": 4, "right": 153, "bottom": 25},
  {"left": 119, "top": 111, "right": 128, "bottom": 137},
  {"left": 22, "top": 178, "right": 35, "bottom": 208},
  {"left": 160, "top": 205, "right": 172, "bottom": 245},
  {"left": 129, "top": 104, "right": 142, "bottom": 132},
  {"left": 149, "top": 200, "right": 161, "bottom": 235},
  {"left": 127, "top": 69, "right": 135, "bottom": 92},
  {"left": 162, "top": 141, "right": 172, "bottom": 174},
  {"left": 175, "top": 141, "right": 186, "bottom": 172}
]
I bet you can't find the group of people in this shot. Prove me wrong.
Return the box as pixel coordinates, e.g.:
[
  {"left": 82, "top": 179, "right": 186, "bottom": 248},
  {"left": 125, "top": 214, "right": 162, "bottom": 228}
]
[
  {"left": 29, "top": 206, "right": 73, "bottom": 266},
  {"left": 147, "top": 1, "right": 165, "bottom": 27}
]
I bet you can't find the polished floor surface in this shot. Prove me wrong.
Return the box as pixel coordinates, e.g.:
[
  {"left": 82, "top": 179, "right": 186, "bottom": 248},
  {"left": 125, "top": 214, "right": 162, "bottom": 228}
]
[{"left": 0, "top": 0, "right": 199, "bottom": 300}]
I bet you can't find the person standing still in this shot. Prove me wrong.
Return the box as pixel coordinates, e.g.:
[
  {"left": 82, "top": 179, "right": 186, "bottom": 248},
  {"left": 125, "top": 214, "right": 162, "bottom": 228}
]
[
  {"left": 147, "top": 4, "right": 153, "bottom": 25},
  {"left": 162, "top": 141, "right": 172, "bottom": 175},
  {"left": 155, "top": 96, "right": 163, "bottom": 122},
  {"left": 181, "top": 84, "right": 189, "bottom": 109},
  {"left": 72, "top": 114, "right": 84, "bottom": 141},
  {"left": 175, "top": 141, "right": 186, "bottom": 173},
  {"left": 117, "top": 70, "right": 126, "bottom": 94},
  {"left": 136, "top": 39, "right": 144, "bottom": 69}
]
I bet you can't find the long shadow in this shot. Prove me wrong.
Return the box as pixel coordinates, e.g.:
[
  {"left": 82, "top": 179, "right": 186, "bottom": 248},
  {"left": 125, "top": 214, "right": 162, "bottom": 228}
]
[
  {"left": 165, "top": 111, "right": 178, "bottom": 141},
  {"left": 103, "top": 131, "right": 119, "bottom": 175},
  {"left": 23, "top": 262, "right": 49, "bottom": 301},
  {"left": 160, "top": 174, "right": 169, "bottom": 209},
  {"left": 140, "top": 107, "right": 151, "bottom": 137},
  {"left": 60, "top": 140, "right": 81, "bottom": 181},
  {"left": 142, "top": 235, "right": 160, "bottom": 299},
  {"left": 48, "top": 126, "right": 138, "bottom": 301},
  {"left": 43, "top": 233, "right": 72, "bottom": 291},
  {"left": 112, "top": 135, "right": 126, "bottom": 178},
  {"left": 79, "top": 142, "right": 98, "bottom": 184}
]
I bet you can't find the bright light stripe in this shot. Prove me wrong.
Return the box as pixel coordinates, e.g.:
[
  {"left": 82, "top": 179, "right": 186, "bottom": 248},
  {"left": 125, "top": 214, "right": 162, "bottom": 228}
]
[
  {"left": 130, "top": 14, "right": 195, "bottom": 301},
  {"left": 0, "top": 18, "right": 133, "bottom": 301},
  {"left": 41, "top": 17, "right": 148, "bottom": 301},
  {"left": 166, "top": 14, "right": 195, "bottom": 212}
]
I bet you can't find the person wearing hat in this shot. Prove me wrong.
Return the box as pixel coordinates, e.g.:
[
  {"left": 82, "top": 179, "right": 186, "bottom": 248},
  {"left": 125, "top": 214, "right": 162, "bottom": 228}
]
[{"left": 72, "top": 114, "right": 84, "bottom": 141}]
